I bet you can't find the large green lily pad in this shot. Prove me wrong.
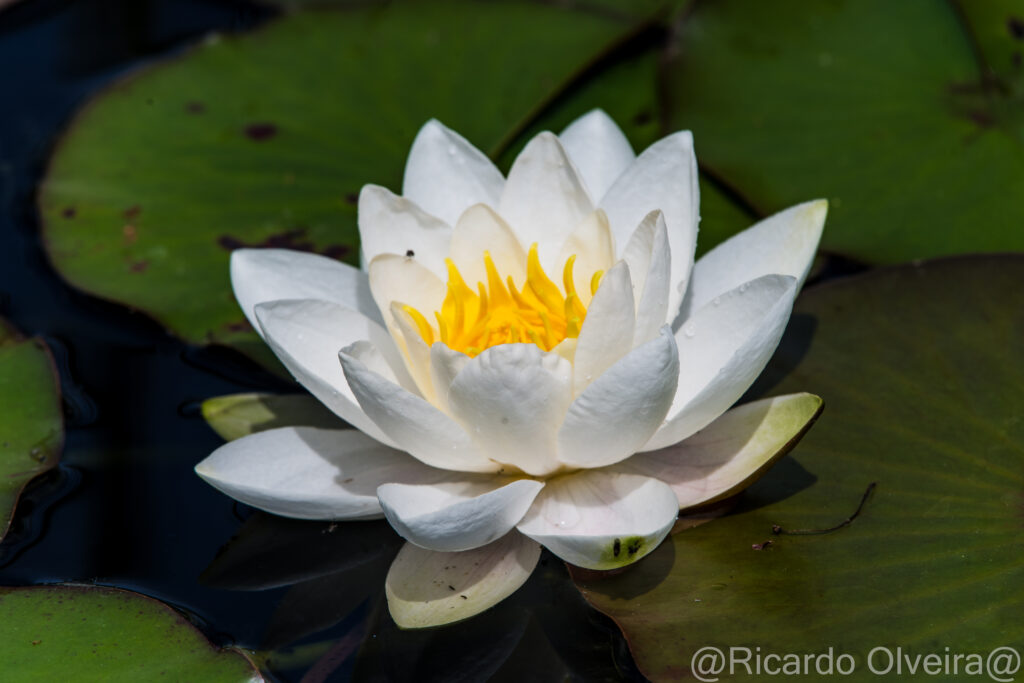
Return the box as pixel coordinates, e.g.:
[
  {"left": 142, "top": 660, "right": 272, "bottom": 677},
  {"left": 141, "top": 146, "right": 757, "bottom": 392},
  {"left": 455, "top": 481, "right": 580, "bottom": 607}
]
[
  {"left": 574, "top": 255, "right": 1024, "bottom": 681},
  {"left": 665, "top": 0, "right": 1024, "bottom": 264},
  {"left": 38, "top": 2, "right": 664, "bottom": 365},
  {"left": 0, "top": 585, "right": 263, "bottom": 680},
  {"left": 202, "top": 392, "right": 341, "bottom": 442},
  {"left": 0, "top": 321, "right": 62, "bottom": 542}
]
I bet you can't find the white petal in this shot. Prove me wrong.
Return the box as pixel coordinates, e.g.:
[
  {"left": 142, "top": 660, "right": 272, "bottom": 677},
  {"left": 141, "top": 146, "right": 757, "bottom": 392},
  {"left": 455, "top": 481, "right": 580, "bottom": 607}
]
[
  {"left": 367, "top": 254, "right": 445, "bottom": 329},
  {"left": 429, "top": 342, "right": 470, "bottom": 414},
  {"left": 617, "top": 393, "right": 823, "bottom": 508},
  {"left": 571, "top": 261, "right": 635, "bottom": 396},
  {"left": 682, "top": 199, "right": 827, "bottom": 319},
  {"left": 559, "top": 109, "right": 635, "bottom": 201},
  {"left": 390, "top": 303, "right": 437, "bottom": 401},
  {"left": 358, "top": 185, "right": 452, "bottom": 279},
  {"left": 516, "top": 471, "right": 678, "bottom": 570},
  {"left": 338, "top": 349, "right": 499, "bottom": 473},
  {"left": 194, "top": 427, "right": 438, "bottom": 520},
  {"left": 447, "top": 204, "right": 527, "bottom": 288},
  {"left": 622, "top": 211, "right": 671, "bottom": 346},
  {"left": 255, "top": 299, "right": 400, "bottom": 446},
  {"left": 386, "top": 532, "right": 541, "bottom": 628},
  {"left": 448, "top": 344, "right": 572, "bottom": 477},
  {"left": 378, "top": 479, "right": 544, "bottom": 552},
  {"left": 556, "top": 209, "right": 616, "bottom": 307},
  {"left": 600, "top": 131, "right": 699, "bottom": 321},
  {"left": 402, "top": 119, "right": 505, "bottom": 227},
  {"left": 231, "top": 249, "right": 381, "bottom": 335},
  {"left": 498, "top": 132, "right": 593, "bottom": 272},
  {"left": 558, "top": 327, "right": 678, "bottom": 469},
  {"left": 644, "top": 274, "right": 798, "bottom": 451}
]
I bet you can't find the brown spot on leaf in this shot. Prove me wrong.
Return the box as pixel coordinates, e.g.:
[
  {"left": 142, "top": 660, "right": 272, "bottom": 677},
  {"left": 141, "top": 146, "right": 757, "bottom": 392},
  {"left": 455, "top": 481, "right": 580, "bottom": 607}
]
[
  {"left": 218, "top": 229, "right": 350, "bottom": 260},
  {"left": 123, "top": 224, "right": 138, "bottom": 244},
  {"left": 123, "top": 205, "right": 141, "bottom": 219},
  {"left": 244, "top": 123, "right": 278, "bottom": 141},
  {"left": 129, "top": 260, "right": 149, "bottom": 273},
  {"left": 62, "top": 207, "right": 76, "bottom": 219},
  {"left": 344, "top": 192, "right": 358, "bottom": 205},
  {"left": 185, "top": 101, "right": 206, "bottom": 114},
  {"left": 224, "top": 320, "right": 253, "bottom": 333},
  {"left": 752, "top": 540, "right": 774, "bottom": 551},
  {"left": 1009, "top": 16, "right": 1024, "bottom": 40}
]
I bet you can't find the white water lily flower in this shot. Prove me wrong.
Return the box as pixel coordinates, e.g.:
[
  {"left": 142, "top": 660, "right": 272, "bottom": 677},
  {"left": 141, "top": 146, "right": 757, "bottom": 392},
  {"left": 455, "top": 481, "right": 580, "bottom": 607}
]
[{"left": 195, "top": 110, "right": 827, "bottom": 628}]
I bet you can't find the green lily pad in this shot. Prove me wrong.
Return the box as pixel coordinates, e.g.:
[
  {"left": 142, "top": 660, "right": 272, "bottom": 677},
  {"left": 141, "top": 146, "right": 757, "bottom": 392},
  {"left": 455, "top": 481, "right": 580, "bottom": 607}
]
[
  {"left": 39, "top": 2, "right": 661, "bottom": 366},
  {"left": 0, "top": 321, "right": 62, "bottom": 542},
  {"left": 665, "top": 0, "right": 1024, "bottom": 264},
  {"left": 202, "top": 393, "right": 342, "bottom": 442},
  {"left": 0, "top": 585, "right": 263, "bottom": 680},
  {"left": 574, "top": 255, "right": 1024, "bottom": 681}
]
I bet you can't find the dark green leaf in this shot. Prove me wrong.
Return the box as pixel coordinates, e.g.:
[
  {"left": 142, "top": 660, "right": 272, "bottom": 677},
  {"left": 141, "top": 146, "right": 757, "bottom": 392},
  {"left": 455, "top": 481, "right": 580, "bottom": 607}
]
[{"left": 575, "top": 255, "right": 1024, "bottom": 681}]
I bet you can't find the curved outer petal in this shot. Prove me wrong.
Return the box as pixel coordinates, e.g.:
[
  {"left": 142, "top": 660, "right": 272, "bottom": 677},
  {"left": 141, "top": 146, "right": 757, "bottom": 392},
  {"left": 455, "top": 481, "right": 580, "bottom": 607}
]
[
  {"left": 559, "top": 109, "right": 635, "bottom": 201},
  {"left": 194, "top": 426, "right": 440, "bottom": 520},
  {"left": 386, "top": 532, "right": 541, "bottom": 629},
  {"left": 447, "top": 204, "right": 528, "bottom": 289},
  {"left": 254, "top": 299, "right": 402, "bottom": 447},
  {"left": 402, "top": 119, "right": 505, "bottom": 227},
  {"left": 428, "top": 342, "right": 470, "bottom": 414},
  {"left": 339, "top": 348, "right": 500, "bottom": 473},
  {"left": 367, "top": 254, "right": 446, "bottom": 329},
  {"left": 571, "top": 260, "right": 635, "bottom": 396},
  {"left": 616, "top": 393, "right": 823, "bottom": 509},
  {"left": 447, "top": 344, "right": 572, "bottom": 477},
  {"left": 555, "top": 209, "right": 616, "bottom": 308},
  {"left": 377, "top": 478, "right": 544, "bottom": 552},
  {"left": 358, "top": 185, "right": 452, "bottom": 279},
  {"left": 644, "top": 274, "right": 799, "bottom": 451},
  {"left": 498, "top": 132, "right": 593, "bottom": 272},
  {"left": 390, "top": 304, "right": 438, "bottom": 402},
  {"left": 231, "top": 248, "right": 382, "bottom": 335},
  {"left": 681, "top": 199, "right": 827, "bottom": 319},
  {"left": 558, "top": 327, "right": 678, "bottom": 469},
  {"left": 599, "top": 131, "right": 699, "bottom": 322},
  {"left": 516, "top": 470, "right": 678, "bottom": 570},
  {"left": 622, "top": 210, "right": 671, "bottom": 346}
]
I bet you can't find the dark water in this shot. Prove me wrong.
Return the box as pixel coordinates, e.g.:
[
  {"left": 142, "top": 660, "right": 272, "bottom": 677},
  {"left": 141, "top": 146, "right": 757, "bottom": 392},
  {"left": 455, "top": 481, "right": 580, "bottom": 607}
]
[{"left": 0, "top": 2, "right": 644, "bottom": 680}]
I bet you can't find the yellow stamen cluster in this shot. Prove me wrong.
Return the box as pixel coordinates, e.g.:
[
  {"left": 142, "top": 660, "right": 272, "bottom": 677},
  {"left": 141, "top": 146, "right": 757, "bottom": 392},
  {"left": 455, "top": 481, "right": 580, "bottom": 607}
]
[{"left": 404, "top": 244, "right": 602, "bottom": 357}]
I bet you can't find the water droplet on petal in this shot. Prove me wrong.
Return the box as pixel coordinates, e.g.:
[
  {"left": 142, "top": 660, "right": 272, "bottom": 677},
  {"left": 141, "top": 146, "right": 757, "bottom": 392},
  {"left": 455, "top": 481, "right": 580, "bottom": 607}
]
[
  {"left": 683, "top": 325, "right": 696, "bottom": 339},
  {"left": 447, "top": 144, "right": 457, "bottom": 156},
  {"left": 739, "top": 282, "right": 749, "bottom": 293},
  {"left": 712, "top": 297, "right": 721, "bottom": 306}
]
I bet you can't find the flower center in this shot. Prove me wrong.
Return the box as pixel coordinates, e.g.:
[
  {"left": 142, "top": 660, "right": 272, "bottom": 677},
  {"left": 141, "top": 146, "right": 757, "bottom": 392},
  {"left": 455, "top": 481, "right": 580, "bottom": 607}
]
[{"left": 404, "top": 244, "right": 602, "bottom": 357}]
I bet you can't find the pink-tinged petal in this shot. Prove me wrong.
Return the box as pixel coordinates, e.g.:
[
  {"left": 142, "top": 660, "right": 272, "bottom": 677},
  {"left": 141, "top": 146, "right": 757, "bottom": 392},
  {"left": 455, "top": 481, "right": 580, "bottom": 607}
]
[
  {"left": 644, "top": 274, "right": 799, "bottom": 451},
  {"left": 599, "top": 131, "right": 698, "bottom": 321},
  {"left": 559, "top": 109, "right": 635, "bottom": 201},
  {"left": 617, "top": 393, "right": 823, "bottom": 508},
  {"left": 622, "top": 210, "right": 671, "bottom": 346},
  {"left": 448, "top": 344, "right": 572, "bottom": 477},
  {"left": 254, "top": 299, "right": 402, "bottom": 447},
  {"left": 498, "top": 132, "right": 593, "bottom": 271},
  {"left": 339, "top": 348, "right": 499, "bottom": 473},
  {"left": 682, "top": 199, "right": 827, "bottom": 319},
  {"left": 358, "top": 185, "right": 452, "bottom": 279},
  {"left": 402, "top": 119, "right": 504, "bottom": 227},
  {"left": 516, "top": 470, "right": 678, "bottom": 570},
  {"left": 231, "top": 248, "right": 381, "bottom": 334},
  {"left": 572, "top": 260, "right": 635, "bottom": 396},
  {"left": 386, "top": 532, "right": 541, "bottom": 628},
  {"left": 377, "top": 478, "right": 544, "bottom": 552},
  {"left": 194, "top": 427, "right": 440, "bottom": 520},
  {"left": 558, "top": 327, "right": 678, "bottom": 469}
]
